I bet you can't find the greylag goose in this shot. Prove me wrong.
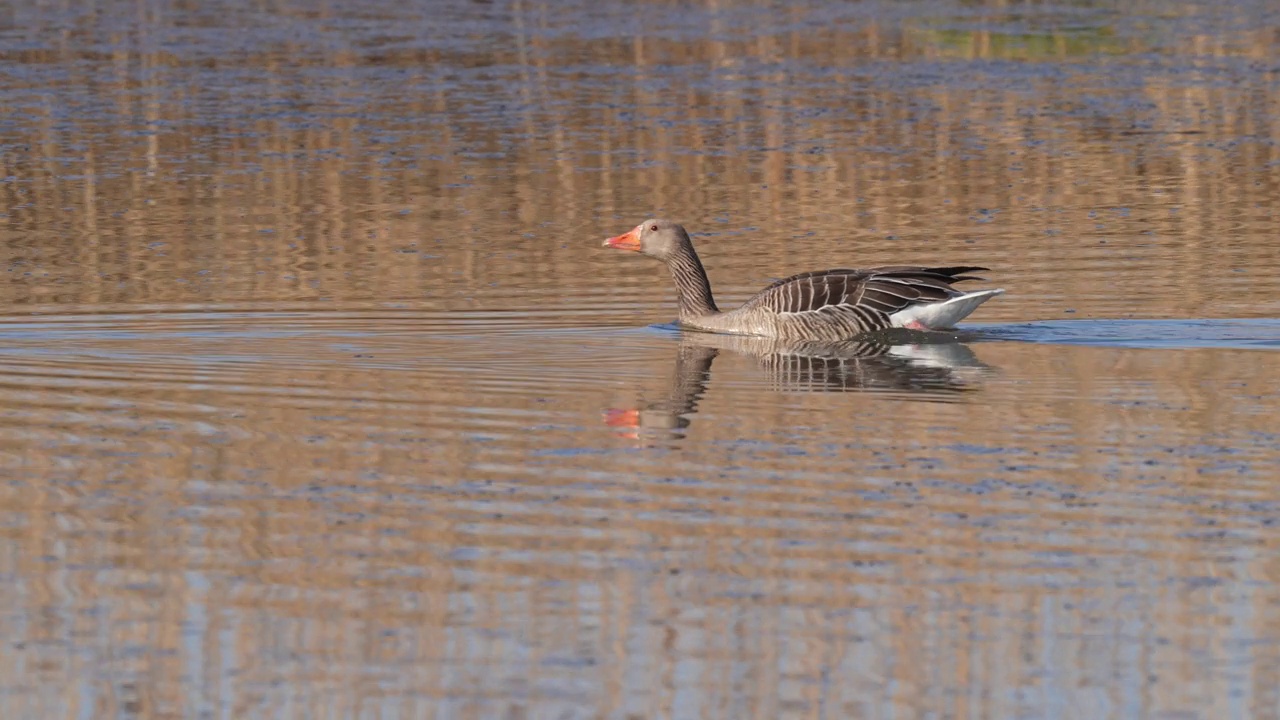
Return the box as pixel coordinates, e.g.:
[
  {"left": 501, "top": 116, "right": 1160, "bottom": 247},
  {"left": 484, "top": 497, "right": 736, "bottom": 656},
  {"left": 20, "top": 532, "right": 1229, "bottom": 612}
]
[{"left": 603, "top": 219, "right": 1003, "bottom": 341}]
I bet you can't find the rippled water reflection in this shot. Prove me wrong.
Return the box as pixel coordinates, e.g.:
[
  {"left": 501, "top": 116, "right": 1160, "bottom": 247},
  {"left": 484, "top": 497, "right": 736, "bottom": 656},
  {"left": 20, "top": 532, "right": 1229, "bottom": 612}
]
[{"left": 2, "top": 0, "right": 1280, "bottom": 718}]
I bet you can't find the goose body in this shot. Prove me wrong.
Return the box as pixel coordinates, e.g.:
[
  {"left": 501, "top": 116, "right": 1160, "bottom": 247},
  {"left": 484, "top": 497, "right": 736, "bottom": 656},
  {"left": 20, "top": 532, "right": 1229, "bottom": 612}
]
[{"left": 604, "top": 219, "right": 1003, "bottom": 342}]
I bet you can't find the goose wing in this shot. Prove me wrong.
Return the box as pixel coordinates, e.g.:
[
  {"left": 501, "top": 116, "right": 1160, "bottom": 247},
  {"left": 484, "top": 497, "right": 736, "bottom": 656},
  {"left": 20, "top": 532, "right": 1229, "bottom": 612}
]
[{"left": 740, "top": 266, "right": 989, "bottom": 326}]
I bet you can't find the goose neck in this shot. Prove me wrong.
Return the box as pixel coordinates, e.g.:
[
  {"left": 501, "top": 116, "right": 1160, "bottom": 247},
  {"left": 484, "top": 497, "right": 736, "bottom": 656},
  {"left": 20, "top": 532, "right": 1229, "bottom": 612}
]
[{"left": 666, "top": 242, "right": 719, "bottom": 320}]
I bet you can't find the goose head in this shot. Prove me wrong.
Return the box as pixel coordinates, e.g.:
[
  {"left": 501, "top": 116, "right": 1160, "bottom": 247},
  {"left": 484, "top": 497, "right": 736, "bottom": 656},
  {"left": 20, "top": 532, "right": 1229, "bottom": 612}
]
[{"left": 603, "top": 219, "right": 691, "bottom": 261}]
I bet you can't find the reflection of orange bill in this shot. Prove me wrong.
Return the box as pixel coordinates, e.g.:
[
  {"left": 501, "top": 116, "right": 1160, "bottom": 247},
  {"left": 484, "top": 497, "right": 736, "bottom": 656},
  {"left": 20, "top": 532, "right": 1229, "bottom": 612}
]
[
  {"left": 602, "top": 408, "right": 640, "bottom": 429},
  {"left": 602, "top": 408, "right": 642, "bottom": 439}
]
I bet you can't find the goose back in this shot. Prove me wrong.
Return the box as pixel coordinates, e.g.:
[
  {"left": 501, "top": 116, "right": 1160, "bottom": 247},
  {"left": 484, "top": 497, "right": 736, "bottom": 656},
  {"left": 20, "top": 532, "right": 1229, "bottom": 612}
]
[{"left": 725, "top": 266, "right": 989, "bottom": 341}]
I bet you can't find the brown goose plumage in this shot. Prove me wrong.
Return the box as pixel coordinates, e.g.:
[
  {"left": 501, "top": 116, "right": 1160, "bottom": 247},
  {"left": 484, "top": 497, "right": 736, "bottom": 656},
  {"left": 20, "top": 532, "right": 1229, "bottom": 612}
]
[{"left": 603, "top": 219, "right": 1003, "bottom": 341}]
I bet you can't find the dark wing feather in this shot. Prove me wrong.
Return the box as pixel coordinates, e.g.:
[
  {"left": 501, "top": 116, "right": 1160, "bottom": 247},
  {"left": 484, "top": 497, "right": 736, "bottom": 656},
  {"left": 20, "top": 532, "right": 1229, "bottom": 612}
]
[
  {"left": 869, "top": 265, "right": 989, "bottom": 276},
  {"left": 744, "top": 266, "right": 983, "bottom": 318},
  {"left": 744, "top": 269, "right": 855, "bottom": 314}
]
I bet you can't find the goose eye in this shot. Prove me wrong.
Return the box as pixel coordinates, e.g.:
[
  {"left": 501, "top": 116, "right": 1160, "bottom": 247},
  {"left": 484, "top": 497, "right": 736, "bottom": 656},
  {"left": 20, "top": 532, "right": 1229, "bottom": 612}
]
[{"left": 650, "top": 224, "right": 658, "bottom": 231}]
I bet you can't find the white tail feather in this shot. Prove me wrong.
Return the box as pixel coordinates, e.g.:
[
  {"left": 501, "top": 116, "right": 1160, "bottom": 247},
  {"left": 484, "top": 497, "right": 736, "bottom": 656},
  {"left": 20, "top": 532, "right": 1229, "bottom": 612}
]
[{"left": 889, "top": 289, "right": 1004, "bottom": 330}]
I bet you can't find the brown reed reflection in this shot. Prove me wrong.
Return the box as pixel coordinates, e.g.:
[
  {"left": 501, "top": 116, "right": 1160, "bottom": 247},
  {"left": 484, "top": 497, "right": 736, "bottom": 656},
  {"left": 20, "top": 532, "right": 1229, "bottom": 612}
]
[
  {"left": 0, "top": 0, "right": 1277, "bottom": 322},
  {"left": 604, "top": 331, "right": 992, "bottom": 442}
]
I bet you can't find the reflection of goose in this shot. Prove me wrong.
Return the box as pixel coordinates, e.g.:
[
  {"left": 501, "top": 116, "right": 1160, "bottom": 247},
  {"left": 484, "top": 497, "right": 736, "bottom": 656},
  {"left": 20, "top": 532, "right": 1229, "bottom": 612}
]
[
  {"left": 604, "top": 332, "right": 994, "bottom": 440},
  {"left": 603, "top": 219, "right": 1003, "bottom": 341}
]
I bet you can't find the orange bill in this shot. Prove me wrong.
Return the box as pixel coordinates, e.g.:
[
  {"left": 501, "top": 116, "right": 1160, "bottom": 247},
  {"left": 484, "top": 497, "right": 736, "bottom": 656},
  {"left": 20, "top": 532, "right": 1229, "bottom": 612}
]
[{"left": 602, "top": 226, "right": 641, "bottom": 251}]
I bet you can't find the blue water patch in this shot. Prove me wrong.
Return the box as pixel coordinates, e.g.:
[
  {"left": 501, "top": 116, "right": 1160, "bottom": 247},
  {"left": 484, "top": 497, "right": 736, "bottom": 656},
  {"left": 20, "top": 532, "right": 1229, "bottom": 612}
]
[
  {"left": 968, "top": 318, "right": 1280, "bottom": 350},
  {"left": 642, "top": 317, "right": 1280, "bottom": 352}
]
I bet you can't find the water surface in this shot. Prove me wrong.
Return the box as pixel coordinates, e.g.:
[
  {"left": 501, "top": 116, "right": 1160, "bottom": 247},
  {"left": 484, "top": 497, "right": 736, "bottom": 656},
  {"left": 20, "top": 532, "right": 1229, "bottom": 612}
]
[{"left": 2, "top": 1, "right": 1280, "bottom": 718}]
